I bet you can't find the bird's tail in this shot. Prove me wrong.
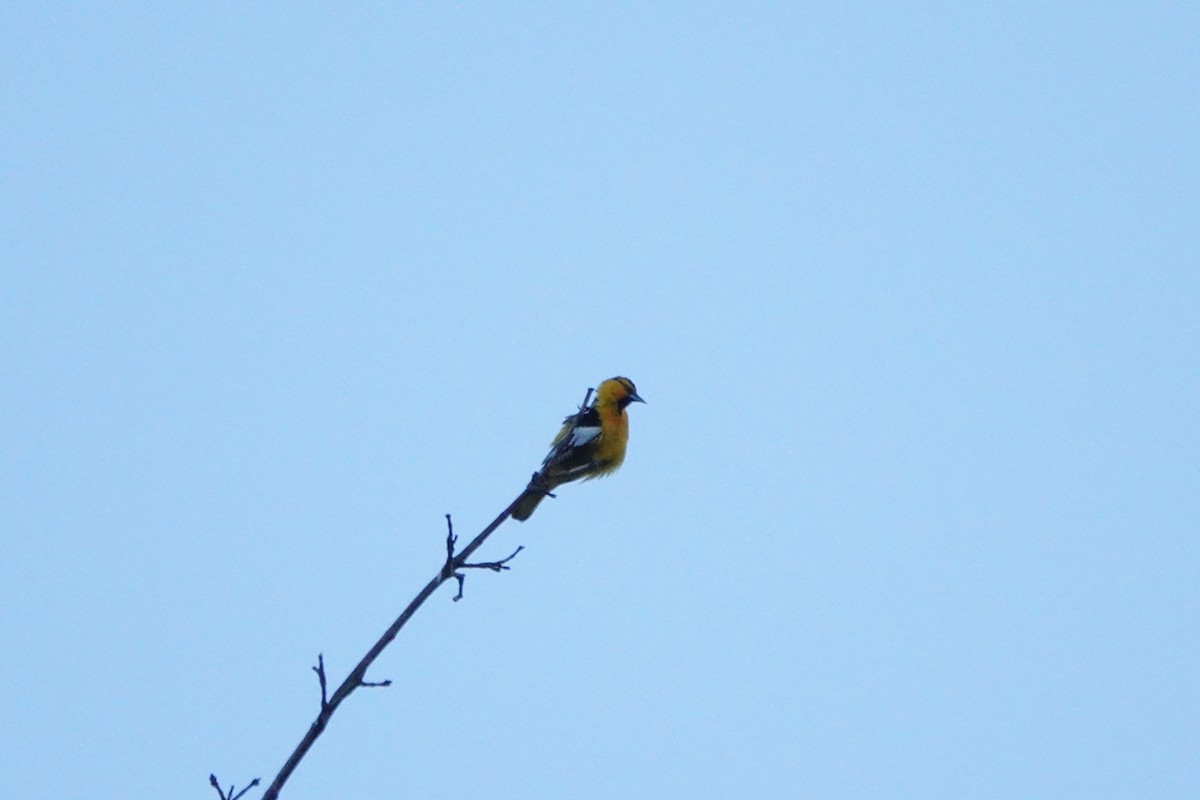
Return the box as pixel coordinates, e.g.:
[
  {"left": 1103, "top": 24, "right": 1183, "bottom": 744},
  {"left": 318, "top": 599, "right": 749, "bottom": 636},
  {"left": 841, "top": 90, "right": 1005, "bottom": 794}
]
[
  {"left": 511, "top": 474, "right": 552, "bottom": 522},
  {"left": 510, "top": 489, "right": 544, "bottom": 522}
]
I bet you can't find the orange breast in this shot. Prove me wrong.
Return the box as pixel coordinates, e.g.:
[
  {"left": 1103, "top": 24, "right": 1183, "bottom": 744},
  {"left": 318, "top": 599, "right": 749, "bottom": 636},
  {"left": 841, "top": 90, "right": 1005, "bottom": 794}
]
[{"left": 592, "top": 407, "right": 630, "bottom": 474}]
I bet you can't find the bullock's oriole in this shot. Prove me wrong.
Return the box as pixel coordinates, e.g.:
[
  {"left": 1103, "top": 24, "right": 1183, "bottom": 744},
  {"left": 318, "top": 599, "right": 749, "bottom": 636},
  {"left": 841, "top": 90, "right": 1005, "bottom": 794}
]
[{"left": 511, "top": 377, "right": 645, "bottom": 521}]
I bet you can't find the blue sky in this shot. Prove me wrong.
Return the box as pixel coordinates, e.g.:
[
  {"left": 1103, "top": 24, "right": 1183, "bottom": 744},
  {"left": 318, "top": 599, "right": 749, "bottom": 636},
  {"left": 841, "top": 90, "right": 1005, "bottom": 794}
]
[{"left": 3, "top": 3, "right": 1197, "bottom": 798}]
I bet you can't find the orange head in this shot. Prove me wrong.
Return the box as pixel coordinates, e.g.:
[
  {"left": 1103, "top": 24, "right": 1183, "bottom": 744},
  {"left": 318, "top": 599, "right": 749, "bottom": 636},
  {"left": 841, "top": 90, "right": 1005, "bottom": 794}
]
[{"left": 595, "top": 377, "right": 646, "bottom": 410}]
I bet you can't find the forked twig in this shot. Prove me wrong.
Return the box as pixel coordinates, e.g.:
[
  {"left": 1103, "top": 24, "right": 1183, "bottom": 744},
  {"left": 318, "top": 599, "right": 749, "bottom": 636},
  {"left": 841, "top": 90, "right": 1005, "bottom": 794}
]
[{"left": 209, "top": 774, "right": 260, "bottom": 800}]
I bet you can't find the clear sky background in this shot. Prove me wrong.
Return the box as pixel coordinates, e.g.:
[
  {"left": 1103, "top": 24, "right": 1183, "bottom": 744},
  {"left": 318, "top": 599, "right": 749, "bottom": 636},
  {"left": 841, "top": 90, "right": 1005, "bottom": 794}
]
[{"left": 3, "top": 3, "right": 1197, "bottom": 799}]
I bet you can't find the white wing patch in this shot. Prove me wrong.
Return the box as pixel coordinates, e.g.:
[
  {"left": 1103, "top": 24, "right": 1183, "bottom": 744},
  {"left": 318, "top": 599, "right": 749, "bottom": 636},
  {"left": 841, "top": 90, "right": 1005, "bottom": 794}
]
[
  {"left": 561, "top": 425, "right": 601, "bottom": 449},
  {"left": 541, "top": 424, "right": 602, "bottom": 469}
]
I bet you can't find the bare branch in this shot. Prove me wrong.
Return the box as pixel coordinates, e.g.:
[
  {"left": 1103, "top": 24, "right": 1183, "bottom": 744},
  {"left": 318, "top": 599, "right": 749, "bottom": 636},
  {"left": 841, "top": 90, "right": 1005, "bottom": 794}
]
[
  {"left": 228, "top": 386, "right": 593, "bottom": 800},
  {"left": 256, "top": 488, "right": 535, "bottom": 800}
]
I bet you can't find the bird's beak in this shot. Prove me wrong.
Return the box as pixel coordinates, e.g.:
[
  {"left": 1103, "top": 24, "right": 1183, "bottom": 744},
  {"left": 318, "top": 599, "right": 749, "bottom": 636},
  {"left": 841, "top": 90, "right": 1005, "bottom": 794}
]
[{"left": 629, "top": 392, "right": 646, "bottom": 404}]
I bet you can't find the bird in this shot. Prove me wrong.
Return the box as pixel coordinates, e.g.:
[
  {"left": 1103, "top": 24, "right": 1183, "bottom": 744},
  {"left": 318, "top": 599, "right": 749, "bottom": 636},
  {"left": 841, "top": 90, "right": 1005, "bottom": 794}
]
[{"left": 511, "top": 377, "right": 645, "bottom": 521}]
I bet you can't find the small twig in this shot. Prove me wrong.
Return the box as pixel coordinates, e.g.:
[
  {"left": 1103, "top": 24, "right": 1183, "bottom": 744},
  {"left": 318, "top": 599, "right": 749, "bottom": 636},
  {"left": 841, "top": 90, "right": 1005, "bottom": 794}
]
[
  {"left": 317, "top": 648, "right": 390, "bottom": 698},
  {"left": 578, "top": 386, "right": 595, "bottom": 415},
  {"left": 462, "top": 545, "right": 525, "bottom": 572},
  {"left": 441, "top": 513, "right": 457, "bottom": 579},
  {"left": 450, "top": 545, "right": 525, "bottom": 602},
  {"left": 446, "top": 514, "right": 525, "bottom": 600},
  {"left": 312, "top": 654, "right": 329, "bottom": 709},
  {"left": 445, "top": 513, "right": 468, "bottom": 599},
  {"left": 209, "top": 775, "right": 260, "bottom": 800},
  {"left": 229, "top": 781, "right": 260, "bottom": 800}
]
